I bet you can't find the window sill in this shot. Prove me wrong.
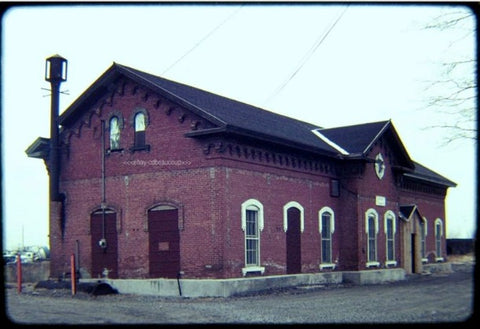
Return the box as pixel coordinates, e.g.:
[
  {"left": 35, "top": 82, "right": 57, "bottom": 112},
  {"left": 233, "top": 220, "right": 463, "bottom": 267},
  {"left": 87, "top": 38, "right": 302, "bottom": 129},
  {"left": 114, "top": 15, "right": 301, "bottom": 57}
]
[
  {"left": 130, "top": 145, "right": 151, "bottom": 153},
  {"left": 106, "top": 148, "right": 124, "bottom": 155},
  {"left": 366, "top": 261, "right": 380, "bottom": 268},
  {"left": 385, "top": 261, "right": 397, "bottom": 267},
  {"left": 242, "top": 266, "right": 265, "bottom": 276},
  {"left": 319, "top": 263, "right": 336, "bottom": 270}
]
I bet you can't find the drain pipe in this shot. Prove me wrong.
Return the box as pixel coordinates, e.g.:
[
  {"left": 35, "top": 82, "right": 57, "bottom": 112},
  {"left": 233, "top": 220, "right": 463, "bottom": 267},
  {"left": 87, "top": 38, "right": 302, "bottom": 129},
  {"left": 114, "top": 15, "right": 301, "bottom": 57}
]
[
  {"left": 177, "top": 271, "right": 184, "bottom": 296},
  {"left": 100, "top": 120, "right": 107, "bottom": 252}
]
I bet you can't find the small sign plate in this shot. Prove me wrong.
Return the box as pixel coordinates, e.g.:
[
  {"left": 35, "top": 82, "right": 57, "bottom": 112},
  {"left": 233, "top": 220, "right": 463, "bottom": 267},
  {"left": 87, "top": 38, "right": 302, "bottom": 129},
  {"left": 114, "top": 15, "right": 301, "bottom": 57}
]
[{"left": 376, "top": 195, "right": 386, "bottom": 206}]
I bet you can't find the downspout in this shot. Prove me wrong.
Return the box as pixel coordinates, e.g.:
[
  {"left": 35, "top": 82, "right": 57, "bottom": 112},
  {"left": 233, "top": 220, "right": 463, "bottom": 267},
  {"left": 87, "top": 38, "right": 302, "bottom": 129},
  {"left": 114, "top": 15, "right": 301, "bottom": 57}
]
[
  {"left": 46, "top": 55, "right": 68, "bottom": 238},
  {"left": 49, "top": 80, "right": 61, "bottom": 202},
  {"left": 100, "top": 120, "right": 107, "bottom": 251}
]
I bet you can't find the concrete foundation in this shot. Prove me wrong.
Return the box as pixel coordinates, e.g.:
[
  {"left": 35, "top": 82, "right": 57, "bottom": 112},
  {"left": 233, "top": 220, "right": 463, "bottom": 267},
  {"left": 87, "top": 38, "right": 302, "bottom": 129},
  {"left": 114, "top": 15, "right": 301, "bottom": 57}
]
[
  {"left": 80, "top": 269, "right": 410, "bottom": 297},
  {"left": 423, "top": 262, "right": 453, "bottom": 274},
  {"left": 342, "top": 268, "right": 406, "bottom": 285},
  {"left": 81, "top": 272, "right": 343, "bottom": 297}
]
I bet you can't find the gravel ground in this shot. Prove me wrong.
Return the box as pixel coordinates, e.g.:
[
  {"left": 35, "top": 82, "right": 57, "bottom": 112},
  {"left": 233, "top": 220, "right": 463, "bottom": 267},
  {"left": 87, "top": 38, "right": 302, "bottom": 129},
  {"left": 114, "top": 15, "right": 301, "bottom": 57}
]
[{"left": 4, "top": 264, "right": 475, "bottom": 324}]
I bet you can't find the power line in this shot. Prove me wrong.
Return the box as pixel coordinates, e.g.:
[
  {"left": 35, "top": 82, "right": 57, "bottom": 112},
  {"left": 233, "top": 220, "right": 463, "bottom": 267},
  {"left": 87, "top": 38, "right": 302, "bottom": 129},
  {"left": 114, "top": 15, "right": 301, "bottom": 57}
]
[
  {"left": 264, "top": 5, "right": 349, "bottom": 105},
  {"left": 162, "top": 5, "right": 243, "bottom": 75}
]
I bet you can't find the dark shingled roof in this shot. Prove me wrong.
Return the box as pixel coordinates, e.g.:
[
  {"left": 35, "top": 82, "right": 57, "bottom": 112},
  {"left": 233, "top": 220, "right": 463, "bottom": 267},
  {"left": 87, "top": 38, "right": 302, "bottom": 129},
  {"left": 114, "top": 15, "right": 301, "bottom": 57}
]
[
  {"left": 399, "top": 205, "right": 418, "bottom": 220},
  {"left": 318, "top": 121, "right": 390, "bottom": 155},
  {"left": 60, "top": 63, "right": 338, "bottom": 156},
  {"left": 119, "top": 64, "right": 343, "bottom": 155},
  {"left": 55, "top": 63, "right": 456, "bottom": 188},
  {"left": 408, "top": 162, "right": 457, "bottom": 187}
]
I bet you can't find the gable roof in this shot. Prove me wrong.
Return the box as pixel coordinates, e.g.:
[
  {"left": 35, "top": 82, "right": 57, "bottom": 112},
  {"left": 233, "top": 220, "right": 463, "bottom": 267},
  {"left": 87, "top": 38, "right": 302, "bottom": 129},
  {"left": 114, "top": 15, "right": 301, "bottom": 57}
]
[
  {"left": 55, "top": 62, "right": 455, "bottom": 188},
  {"left": 399, "top": 204, "right": 424, "bottom": 222},
  {"left": 59, "top": 63, "right": 339, "bottom": 156},
  {"left": 317, "top": 120, "right": 390, "bottom": 155}
]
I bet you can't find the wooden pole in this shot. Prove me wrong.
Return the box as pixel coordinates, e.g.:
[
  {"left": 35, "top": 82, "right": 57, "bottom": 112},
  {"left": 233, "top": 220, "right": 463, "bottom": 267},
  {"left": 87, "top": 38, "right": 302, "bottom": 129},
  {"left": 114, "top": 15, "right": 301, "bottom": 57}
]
[
  {"left": 16, "top": 254, "right": 22, "bottom": 293},
  {"left": 71, "top": 254, "right": 76, "bottom": 296}
]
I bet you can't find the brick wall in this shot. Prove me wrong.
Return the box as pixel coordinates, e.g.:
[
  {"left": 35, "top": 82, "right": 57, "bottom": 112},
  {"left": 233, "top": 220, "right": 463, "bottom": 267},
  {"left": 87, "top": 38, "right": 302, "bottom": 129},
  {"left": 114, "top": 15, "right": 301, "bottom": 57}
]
[{"left": 51, "top": 78, "right": 449, "bottom": 279}]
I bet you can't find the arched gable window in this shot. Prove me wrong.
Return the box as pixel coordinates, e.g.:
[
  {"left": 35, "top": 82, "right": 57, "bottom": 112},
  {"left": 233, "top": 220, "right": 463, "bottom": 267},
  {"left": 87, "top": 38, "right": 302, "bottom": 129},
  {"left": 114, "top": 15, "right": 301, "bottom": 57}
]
[
  {"left": 435, "top": 218, "right": 444, "bottom": 261},
  {"left": 241, "top": 199, "right": 265, "bottom": 276},
  {"left": 109, "top": 116, "right": 121, "bottom": 150},
  {"left": 384, "top": 210, "right": 396, "bottom": 266},
  {"left": 134, "top": 112, "right": 146, "bottom": 148},
  {"left": 365, "top": 208, "right": 379, "bottom": 267},
  {"left": 319, "top": 206, "right": 335, "bottom": 267}
]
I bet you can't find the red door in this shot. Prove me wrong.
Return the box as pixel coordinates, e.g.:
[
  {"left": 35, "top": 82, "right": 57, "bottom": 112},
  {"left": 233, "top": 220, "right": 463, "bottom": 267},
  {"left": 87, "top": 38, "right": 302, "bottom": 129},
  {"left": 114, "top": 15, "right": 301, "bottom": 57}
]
[
  {"left": 148, "top": 208, "right": 180, "bottom": 278},
  {"left": 91, "top": 211, "right": 118, "bottom": 278},
  {"left": 286, "top": 207, "right": 302, "bottom": 274}
]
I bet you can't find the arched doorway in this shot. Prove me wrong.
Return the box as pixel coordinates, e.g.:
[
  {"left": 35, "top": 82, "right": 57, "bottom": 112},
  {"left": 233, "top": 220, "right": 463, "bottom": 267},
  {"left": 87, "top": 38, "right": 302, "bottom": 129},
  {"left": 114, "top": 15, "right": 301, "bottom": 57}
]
[
  {"left": 148, "top": 205, "right": 180, "bottom": 278},
  {"left": 91, "top": 209, "right": 118, "bottom": 278},
  {"left": 286, "top": 207, "right": 302, "bottom": 274}
]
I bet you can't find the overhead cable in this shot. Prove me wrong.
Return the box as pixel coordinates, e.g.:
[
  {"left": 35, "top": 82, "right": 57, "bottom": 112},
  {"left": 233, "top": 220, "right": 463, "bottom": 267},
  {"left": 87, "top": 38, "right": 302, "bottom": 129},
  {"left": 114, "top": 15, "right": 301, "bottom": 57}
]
[
  {"left": 162, "top": 5, "right": 243, "bottom": 75},
  {"left": 264, "top": 5, "right": 349, "bottom": 105}
]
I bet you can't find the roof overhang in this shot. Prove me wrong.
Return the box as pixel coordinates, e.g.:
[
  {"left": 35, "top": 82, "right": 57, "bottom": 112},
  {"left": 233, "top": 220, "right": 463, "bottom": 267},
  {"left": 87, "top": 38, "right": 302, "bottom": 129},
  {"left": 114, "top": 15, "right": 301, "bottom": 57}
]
[
  {"left": 186, "top": 125, "right": 341, "bottom": 158},
  {"left": 25, "top": 137, "right": 50, "bottom": 160},
  {"left": 403, "top": 172, "right": 457, "bottom": 188}
]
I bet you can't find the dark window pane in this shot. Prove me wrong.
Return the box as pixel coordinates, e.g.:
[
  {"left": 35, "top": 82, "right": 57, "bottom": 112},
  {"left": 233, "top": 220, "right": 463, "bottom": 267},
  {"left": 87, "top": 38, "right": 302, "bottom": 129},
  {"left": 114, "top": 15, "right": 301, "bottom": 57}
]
[
  {"left": 322, "top": 239, "right": 331, "bottom": 263},
  {"left": 368, "top": 216, "right": 376, "bottom": 238},
  {"left": 134, "top": 131, "right": 145, "bottom": 147},
  {"left": 321, "top": 213, "right": 330, "bottom": 239},
  {"left": 387, "top": 240, "right": 394, "bottom": 260}
]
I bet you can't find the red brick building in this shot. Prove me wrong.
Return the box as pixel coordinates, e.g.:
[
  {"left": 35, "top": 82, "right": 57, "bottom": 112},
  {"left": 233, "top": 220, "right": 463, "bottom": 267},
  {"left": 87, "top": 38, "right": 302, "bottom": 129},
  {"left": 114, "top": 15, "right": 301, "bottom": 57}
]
[{"left": 27, "top": 63, "right": 456, "bottom": 280}]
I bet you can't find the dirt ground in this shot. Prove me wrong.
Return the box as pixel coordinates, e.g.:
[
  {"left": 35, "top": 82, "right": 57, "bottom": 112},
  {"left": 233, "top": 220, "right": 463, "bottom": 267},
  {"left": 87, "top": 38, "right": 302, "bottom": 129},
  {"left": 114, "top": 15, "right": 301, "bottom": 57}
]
[{"left": 3, "top": 257, "right": 475, "bottom": 324}]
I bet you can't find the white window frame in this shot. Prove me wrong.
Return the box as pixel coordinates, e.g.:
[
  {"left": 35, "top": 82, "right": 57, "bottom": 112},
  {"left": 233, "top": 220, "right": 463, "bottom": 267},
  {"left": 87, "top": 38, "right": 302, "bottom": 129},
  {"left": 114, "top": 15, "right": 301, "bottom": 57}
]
[
  {"left": 319, "top": 206, "right": 335, "bottom": 269},
  {"left": 241, "top": 199, "right": 265, "bottom": 275},
  {"left": 283, "top": 201, "right": 304, "bottom": 233},
  {"left": 435, "top": 218, "right": 444, "bottom": 262},
  {"left": 421, "top": 217, "right": 428, "bottom": 263},
  {"left": 365, "top": 208, "right": 380, "bottom": 267},
  {"left": 384, "top": 210, "right": 397, "bottom": 267}
]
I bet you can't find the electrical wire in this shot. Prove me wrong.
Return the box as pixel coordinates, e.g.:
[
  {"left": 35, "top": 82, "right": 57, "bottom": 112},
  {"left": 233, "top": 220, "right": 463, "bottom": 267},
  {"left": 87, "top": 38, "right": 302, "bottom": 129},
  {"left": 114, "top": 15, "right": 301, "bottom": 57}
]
[
  {"left": 162, "top": 5, "right": 243, "bottom": 75},
  {"left": 264, "top": 5, "right": 349, "bottom": 105}
]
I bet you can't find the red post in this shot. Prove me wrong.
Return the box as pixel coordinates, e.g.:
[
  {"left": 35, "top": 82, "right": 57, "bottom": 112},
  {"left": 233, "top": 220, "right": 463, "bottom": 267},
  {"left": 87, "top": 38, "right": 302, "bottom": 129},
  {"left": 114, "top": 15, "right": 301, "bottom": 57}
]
[
  {"left": 71, "top": 254, "right": 76, "bottom": 296},
  {"left": 16, "top": 254, "right": 22, "bottom": 293}
]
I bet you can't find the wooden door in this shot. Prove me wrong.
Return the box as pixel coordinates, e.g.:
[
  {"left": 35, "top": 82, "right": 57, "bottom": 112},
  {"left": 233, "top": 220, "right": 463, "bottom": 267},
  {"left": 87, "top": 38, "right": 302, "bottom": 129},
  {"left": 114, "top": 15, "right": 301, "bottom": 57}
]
[
  {"left": 148, "top": 208, "right": 180, "bottom": 278},
  {"left": 91, "top": 211, "right": 118, "bottom": 278},
  {"left": 286, "top": 207, "right": 302, "bottom": 274}
]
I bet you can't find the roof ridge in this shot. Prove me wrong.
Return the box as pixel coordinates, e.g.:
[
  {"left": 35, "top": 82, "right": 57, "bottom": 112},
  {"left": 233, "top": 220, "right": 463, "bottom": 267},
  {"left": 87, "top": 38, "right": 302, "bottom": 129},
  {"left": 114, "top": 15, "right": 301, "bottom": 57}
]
[
  {"left": 115, "top": 63, "right": 324, "bottom": 130},
  {"left": 319, "top": 119, "right": 391, "bottom": 131}
]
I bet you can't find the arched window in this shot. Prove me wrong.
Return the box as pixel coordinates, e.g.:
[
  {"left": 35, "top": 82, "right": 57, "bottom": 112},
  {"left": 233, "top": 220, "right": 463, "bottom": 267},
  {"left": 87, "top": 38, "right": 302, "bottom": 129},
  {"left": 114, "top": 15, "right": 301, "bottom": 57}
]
[
  {"left": 134, "top": 112, "right": 146, "bottom": 148},
  {"left": 365, "top": 208, "right": 379, "bottom": 267},
  {"left": 241, "top": 199, "right": 265, "bottom": 276},
  {"left": 435, "top": 218, "right": 444, "bottom": 261},
  {"left": 319, "top": 207, "right": 335, "bottom": 268},
  {"left": 109, "top": 116, "right": 121, "bottom": 150},
  {"left": 420, "top": 217, "right": 428, "bottom": 262},
  {"left": 384, "top": 210, "right": 396, "bottom": 266}
]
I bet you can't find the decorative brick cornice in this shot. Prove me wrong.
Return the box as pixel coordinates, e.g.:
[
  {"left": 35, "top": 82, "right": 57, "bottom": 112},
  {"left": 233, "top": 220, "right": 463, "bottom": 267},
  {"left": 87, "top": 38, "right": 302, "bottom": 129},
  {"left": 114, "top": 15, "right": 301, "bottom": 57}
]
[{"left": 203, "top": 140, "right": 338, "bottom": 176}]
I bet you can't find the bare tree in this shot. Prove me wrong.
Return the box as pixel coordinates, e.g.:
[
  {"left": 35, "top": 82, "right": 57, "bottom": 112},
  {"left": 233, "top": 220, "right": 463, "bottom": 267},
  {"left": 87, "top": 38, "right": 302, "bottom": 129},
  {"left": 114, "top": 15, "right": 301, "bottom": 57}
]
[{"left": 422, "top": 8, "right": 477, "bottom": 145}]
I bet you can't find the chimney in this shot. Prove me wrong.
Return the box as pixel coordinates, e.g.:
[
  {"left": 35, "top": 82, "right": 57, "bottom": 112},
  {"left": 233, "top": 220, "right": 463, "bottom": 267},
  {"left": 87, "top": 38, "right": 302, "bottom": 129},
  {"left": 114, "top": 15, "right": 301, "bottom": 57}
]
[{"left": 45, "top": 54, "right": 67, "bottom": 201}]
